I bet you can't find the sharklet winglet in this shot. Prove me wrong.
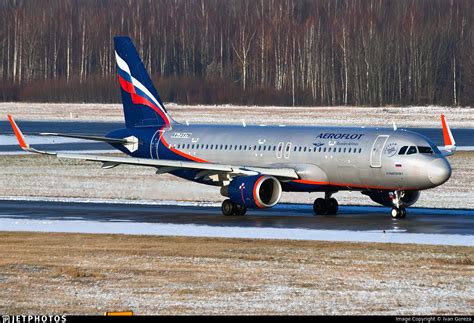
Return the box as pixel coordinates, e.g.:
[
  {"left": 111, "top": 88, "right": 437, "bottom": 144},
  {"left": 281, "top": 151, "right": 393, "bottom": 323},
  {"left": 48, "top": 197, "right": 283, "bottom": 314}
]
[
  {"left": 441, "top": 114, "right": 455, "bottom": 147},
  {"left": 7, "top": 115, "right": 29, "bottom": 149},
  {"left": 7, "top": 115, "right": 53, "bottom": 155}
]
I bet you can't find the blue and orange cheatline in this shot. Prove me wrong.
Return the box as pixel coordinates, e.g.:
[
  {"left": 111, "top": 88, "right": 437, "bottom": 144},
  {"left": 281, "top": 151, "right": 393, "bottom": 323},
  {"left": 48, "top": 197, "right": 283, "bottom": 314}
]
[
  {"left": 115, "top": 51, "right": 171, "bottom": 128},
  {"left": 157, "top": 125, "right": 209, "bottom": 163}
]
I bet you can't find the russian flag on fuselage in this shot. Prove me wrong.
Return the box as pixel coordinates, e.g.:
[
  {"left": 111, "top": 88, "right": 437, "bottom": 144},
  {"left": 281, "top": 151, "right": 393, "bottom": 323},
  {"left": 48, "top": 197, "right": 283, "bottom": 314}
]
[{"left": 114, "top": 36, "right": 173, "bottom": 128}]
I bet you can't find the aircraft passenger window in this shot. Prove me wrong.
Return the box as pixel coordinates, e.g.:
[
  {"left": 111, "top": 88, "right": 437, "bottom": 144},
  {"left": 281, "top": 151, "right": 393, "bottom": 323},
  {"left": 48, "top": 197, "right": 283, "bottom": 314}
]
[
  {"left": 263, "top": 146, "right": 266, "bottom": 151},
  {"left": 407, "top": 146, "right": 417, "bottom": 155},
  {"left": 338, "top": 148, "right": 341, "bottom": 153},
  {"left": 254, "top": 145, "right": 257, "bottom": 150},
  {"left": 398, "top": 146, "right": 408, "bottom": 155},
  {"left": 418, "top": 146, "right": 434, "bottom": 154},
  {"left": 348, "top": 148, "right": 351, "bottom": 153},
  {"left": 298, "top": 147, "right": 301, "bottom": 152},
  {"left": 323, "top": 148, "right": 326, "bottom": 152},
  {"left": 318, "top": 147, "right": 321, "bottom": 152},
  {"left": 278, "top": 145, "right": 282, "bottom": 151},
  {"left": 273, "top": 146, "right": 276, "bottom": 151},
  {"left": 191, "top": 144, "right": 195, "bottom": 149},
  {"left": 205, "top": 144, "right": 209, "bottom": 149},
  {"left": 359, "top": 148, "right": 362, "bottom": 153}
]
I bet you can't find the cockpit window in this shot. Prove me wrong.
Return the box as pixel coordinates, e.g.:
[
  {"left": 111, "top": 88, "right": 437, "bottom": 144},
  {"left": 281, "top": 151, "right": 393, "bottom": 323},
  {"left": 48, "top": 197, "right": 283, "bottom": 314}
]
[
  {"left": 398, "top": 146, "right": 408, "bottom": 155},
  {"left": 406, "top": 146, "right": 417, "bottom": 155},
  {"left": 418, "top": 146, "right": 434, "bottom": 154}
]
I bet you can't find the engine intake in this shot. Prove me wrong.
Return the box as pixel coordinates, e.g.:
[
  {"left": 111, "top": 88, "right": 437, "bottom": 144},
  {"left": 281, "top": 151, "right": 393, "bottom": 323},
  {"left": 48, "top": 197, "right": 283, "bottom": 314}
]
[
  {"left": 362, "top": 190, "right": 420, "bottom": 207},
  {"left": 221, "top": 175, "right": 282, "bottom": 209}
]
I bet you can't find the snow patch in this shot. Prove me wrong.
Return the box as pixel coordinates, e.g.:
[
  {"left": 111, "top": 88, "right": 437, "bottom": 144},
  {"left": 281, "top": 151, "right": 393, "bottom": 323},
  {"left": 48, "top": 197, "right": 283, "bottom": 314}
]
[{"left": 0, "top": 218, "right": 472, "bottom": 247}]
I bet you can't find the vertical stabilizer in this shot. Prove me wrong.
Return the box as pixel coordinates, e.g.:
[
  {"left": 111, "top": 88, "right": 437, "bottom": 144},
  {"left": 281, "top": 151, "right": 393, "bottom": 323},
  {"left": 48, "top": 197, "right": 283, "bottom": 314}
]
[{"left": 114, "top": 36, "right": 174, "bottom": 128}]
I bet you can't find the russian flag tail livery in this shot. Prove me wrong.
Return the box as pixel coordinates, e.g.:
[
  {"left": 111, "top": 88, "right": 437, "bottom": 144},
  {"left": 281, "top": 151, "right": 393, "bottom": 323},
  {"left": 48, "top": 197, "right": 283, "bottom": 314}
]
[{"left": 114, "top": 36, "right": 174, "bottom": 129}]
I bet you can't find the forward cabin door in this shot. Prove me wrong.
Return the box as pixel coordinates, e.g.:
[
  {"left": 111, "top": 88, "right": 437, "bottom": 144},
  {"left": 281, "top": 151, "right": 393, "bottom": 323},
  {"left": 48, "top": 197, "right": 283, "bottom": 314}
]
[{"left": 370, "top": 135, "right": 389, "bottom": 168}]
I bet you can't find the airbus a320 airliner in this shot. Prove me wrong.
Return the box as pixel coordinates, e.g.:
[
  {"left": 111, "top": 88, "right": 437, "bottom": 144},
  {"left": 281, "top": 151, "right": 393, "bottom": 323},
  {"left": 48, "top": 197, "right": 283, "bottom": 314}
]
[{"left": 8, "top": 37, "right": 456, "bottom": 219}]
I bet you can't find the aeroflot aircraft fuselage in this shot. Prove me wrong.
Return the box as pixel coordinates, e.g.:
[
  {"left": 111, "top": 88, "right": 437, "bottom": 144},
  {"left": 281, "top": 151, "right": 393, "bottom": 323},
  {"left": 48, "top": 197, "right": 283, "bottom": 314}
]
[{"left": 8, "top": 37, "right": 456, "bottom": 219}]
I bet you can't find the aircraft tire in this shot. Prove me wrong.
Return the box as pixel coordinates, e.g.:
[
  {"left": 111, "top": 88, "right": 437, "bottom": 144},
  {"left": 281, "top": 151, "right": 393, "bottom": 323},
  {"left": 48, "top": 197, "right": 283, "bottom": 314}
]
[
  {"left": 400, "top": 208, "right": 407, "bottom": 218},
  {"left": 326, "top": 198, "right": 339, "bottom": 215},
  {"left": 313, "top": 198, "right": 327, "bottom": 215},
  {"left": 391, "top": 208, "right": 400, "bottom": 219},
  {"left": 235, "top": 204, "right": 247, "bottom": 216},
  {"left": 222, "top": 199, "right": 236, "bottom": 216}
]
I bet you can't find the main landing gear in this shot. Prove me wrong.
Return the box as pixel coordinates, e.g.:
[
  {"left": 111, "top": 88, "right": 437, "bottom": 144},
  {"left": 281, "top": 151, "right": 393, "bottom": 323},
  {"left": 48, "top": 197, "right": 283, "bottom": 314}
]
[
  {"left": 222, "top": 199, "right": 247, "bottom": 216},
  {"left": 313, "top": 192, "right": 338, "bottom": 216}
]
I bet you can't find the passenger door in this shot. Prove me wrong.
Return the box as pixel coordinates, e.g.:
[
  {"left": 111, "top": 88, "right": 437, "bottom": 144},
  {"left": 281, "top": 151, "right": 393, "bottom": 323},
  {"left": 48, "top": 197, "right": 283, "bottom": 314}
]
[{"left": 370, "top": 135, "right": 389, "bottom": 168}]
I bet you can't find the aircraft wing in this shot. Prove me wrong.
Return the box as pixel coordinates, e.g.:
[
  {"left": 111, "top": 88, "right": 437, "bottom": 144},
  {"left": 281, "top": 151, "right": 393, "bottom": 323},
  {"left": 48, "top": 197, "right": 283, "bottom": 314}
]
[
  {"left": 438, "top": 114, "right": 456, "bottom": 157},
  {"left": 8, "top": 115, "right": 299, "bottom": 180}
]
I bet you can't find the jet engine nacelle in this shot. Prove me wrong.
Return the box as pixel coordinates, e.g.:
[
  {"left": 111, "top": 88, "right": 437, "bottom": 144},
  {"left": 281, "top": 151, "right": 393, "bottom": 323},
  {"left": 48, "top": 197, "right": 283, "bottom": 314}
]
[
  {"left": 221, "top": 175, "right": 282, "bottom": 209},
  {"left": 363, "top": 190, "right": 421, "bottom": 208}
]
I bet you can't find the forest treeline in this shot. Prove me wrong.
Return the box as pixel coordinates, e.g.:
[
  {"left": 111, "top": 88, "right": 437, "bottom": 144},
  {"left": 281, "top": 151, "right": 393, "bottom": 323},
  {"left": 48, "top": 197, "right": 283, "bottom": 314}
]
[{"left": 0, "top": 0, "right": 472, "bottom": 106}]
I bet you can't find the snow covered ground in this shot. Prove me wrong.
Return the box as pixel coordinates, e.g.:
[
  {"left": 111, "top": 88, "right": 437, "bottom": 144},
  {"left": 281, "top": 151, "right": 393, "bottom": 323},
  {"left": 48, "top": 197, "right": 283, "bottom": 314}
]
[
  {"left": 1, "top": 102, "right": 473, "bottom": 128},
  {"left": 1, "top": 231, "right": 471, "bottom": 315}
]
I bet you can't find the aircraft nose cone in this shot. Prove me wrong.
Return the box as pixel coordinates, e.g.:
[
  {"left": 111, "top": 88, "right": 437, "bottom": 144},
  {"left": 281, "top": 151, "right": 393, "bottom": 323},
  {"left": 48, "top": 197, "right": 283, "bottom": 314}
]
[{"left": 428, "top": 158, "right": 451, "bottom": 186}]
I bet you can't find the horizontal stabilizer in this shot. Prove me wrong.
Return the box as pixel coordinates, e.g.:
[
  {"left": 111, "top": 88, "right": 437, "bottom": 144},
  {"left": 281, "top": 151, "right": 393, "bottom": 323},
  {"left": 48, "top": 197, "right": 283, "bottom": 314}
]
[
  {"left": 39, "top": 132, "right": 134, "bottom": 145},
  {"left": 40, "top": 132, "right": 140, "bottom": 153}
]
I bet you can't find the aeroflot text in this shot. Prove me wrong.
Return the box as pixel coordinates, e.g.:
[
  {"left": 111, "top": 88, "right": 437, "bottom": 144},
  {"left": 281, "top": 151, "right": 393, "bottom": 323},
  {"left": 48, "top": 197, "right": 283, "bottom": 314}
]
[{"left": 316, "top": 133, "right": 364, "bottom": 140}]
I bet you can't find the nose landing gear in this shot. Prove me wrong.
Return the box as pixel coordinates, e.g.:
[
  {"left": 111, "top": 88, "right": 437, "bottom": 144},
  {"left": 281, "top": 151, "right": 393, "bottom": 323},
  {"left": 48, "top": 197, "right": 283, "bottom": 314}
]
[
  {"left": 390, "top": 191, "right": 407, "bottom": 219},
  {"left": 391, "top": 207, "right": 406, "bottom": 219},
  {"left": 313, "top": 192, "right": 339, "bottom": 216}
]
